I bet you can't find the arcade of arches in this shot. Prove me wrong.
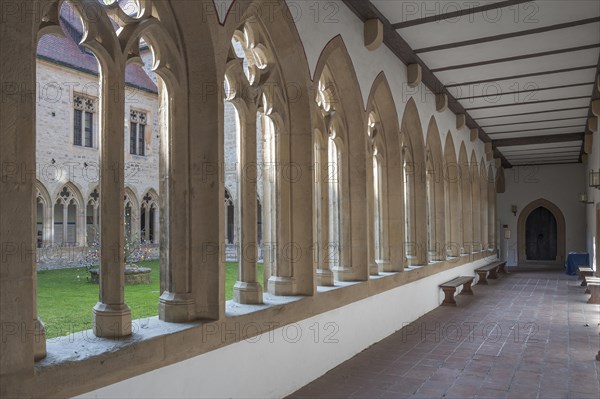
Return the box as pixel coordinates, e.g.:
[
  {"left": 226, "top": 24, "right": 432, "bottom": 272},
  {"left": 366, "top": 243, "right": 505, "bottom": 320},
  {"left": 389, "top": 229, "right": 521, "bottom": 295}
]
[{"left": 0, "top": 1, "right": 596, "bottom": 398}]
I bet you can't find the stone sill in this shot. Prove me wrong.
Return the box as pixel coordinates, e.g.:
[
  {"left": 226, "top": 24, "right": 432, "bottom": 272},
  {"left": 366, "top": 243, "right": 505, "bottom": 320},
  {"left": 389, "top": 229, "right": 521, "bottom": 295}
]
[{"left": 32, "top": 252, "right": 491, "bottom": 398}]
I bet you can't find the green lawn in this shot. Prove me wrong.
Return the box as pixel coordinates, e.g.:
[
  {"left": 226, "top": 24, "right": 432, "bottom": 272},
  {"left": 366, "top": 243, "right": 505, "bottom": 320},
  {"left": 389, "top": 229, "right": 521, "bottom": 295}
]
[{"left": 37, "top": 260, "right": 263, "bottom": 339}]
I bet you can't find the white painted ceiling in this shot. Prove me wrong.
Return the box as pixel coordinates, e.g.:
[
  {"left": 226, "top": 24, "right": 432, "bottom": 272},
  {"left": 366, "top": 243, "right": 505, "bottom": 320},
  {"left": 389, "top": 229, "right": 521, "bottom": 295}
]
[{"left": 369, "top": 0, "right": 600, "bottom": 166}]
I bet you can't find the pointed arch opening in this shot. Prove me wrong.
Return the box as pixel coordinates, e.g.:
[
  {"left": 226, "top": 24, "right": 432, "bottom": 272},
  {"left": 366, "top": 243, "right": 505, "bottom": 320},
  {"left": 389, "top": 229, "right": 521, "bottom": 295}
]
[
  {"left": 400, "top": 98, "right": 427, "bottom": 265},
  {"left": 444, "top": 134, "right": 461, "bottom": 257}
]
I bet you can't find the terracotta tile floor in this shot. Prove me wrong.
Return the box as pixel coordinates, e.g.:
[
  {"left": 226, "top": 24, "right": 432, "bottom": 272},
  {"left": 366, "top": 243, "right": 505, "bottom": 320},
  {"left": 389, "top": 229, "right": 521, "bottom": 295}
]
[{"left": 287, "top": 271, "right": 600, "bottom": 399}]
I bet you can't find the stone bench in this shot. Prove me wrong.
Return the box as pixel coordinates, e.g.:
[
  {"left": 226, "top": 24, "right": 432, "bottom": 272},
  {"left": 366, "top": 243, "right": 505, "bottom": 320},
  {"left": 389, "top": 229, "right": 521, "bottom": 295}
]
[
  {"left": 578, "top": 267, "right": 595, "bottom": 286},
  {"left": 439, "top": 276, "right": 474, "bottom": 306},
  {"left": 475, "top": 261, "right": 506, "bottom": 285},
  {"left": 584, "top": 277, "right": 600, "bottom": 294},
  {"left": 587, "top": 282, "right": 600, "bottom": 304}
]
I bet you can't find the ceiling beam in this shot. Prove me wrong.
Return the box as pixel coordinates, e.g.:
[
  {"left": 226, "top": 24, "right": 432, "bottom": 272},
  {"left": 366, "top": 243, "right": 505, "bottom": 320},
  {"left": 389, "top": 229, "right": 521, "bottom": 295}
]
[
  {"left": 415, "top": 17, "right": 600, "bottom": 53},
  {"left": 500, "top": 145, "right": 582, "bottom": 153},
  {"left": 465, "top": 96, "right": 589, "bottom": 111},
  {"left": 431, "top": 44, "right": 600, "bottom": 73},
  {"left": 510, "top": 161, "right": 580, "bottom": 167},
  {"left": 480, "top": 116, "right": 587, "bottom": 128},
  {"left": 486, "top": 125, "right": 585, "bottom": 135},
  {"left": 506, "top": 153, "right": 581, "bottom": 160},
  {"left": 493, "top": 133, "right": 584, "bottom": 148},
  {"left": 341, "top": 0, "right": 512, "bottom": 168},
  {"left": 390, "top": 0, "right": 531, "bottom": 29},
  {"left": 455, "top": 82, "right": 593, "bottom": 100},
  {"left": 445, "top": 65, "right": 597, "bottom": 88},
  {"left": 474, "top": 106, "right": 589, "bottom": 120}
]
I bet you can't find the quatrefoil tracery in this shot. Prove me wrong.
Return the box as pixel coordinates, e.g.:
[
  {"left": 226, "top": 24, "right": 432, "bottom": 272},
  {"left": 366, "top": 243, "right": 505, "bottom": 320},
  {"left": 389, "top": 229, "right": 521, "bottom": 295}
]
[{"left": 231, "top": 25, "right": 273, "bottom": 87}]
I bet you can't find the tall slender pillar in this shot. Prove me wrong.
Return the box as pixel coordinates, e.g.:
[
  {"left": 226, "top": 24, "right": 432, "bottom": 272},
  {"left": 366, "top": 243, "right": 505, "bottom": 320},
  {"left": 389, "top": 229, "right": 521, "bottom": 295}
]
[
  {"left": 367, "top": 153, "right": 379, "bottom": 275},
  {"left": 158, "top": 81, "right": 195, "bottom": 322},
  {"left": 316, "top": 140, "right": 334, "bottom": 286},
  {"left": 144, "top": 206, "right": 150, "bottom": 242},
  {"left": 93, "top": 65, "right": 131, "bottom": 338},
  {"left": 62, "top": 203, "right": 68, "bottom": 245},
  {"left": 233, "top": 104, "right": 263, "bottom": 304}
]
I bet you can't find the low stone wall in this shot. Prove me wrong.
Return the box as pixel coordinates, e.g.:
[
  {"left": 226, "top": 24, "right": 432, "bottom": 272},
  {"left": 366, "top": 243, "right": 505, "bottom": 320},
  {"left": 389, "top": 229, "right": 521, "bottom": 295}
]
[
  {"left": 89, "top": 266, "right": 152, "bottom": 285},
  {"left": 36, "top": 245, "right": 160, "bottom": 271}
]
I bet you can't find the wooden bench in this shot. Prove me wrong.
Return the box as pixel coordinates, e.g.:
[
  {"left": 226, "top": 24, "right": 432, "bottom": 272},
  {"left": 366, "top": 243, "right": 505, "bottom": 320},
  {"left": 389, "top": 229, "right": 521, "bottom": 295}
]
[
  {"left": 439, "top": 276, "right": 474, "bottom": 306},
  {"left": 475, "top": 261, "right": 504, "bottom": 284},
  {"left": 587, "top": 282, "right": 600, "bottom": 304},
  {"left": 584, "top": 277, "right": 600, "bottom": 294},
  {"left": 497, "top": 260, "right": 508, "bottom": 274},
  {"left": 578, "top": 267, "right": 595, "bottom": 286}
]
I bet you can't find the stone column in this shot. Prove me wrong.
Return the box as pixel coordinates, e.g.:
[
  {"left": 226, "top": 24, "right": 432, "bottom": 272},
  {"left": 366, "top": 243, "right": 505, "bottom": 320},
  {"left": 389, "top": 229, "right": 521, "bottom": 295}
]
[
  {"left": 158, "top": 80, "right": 195, "bottom": 322},
  {"left": 266, "top": 119, "right": 296, "bottom": 295},
  {"left": 153, "top": 205, "right": 159, "bottom": 245},
  {"left": 315, "top": 140, "right": 333, "bottom": 286},
  {"left": 367, "top": 153, "right": 379, "bottom": 276},
  {"left": 62, "top": 203, "right": 68, "bottom": 244},
  {"left": 144, "top": 206, "right": 150, "bottom": 242},
  {"left": 77, "top": 205, "right": 86, "bottom": 247},
  {"left": 233, "top": 104, "right": 263, "bottom": 304},
  {"left": 44, "top": 203, "right": 53, "bottom": 247},
  {"left": 93, "top": 64, "right": 131, "bottom": 338},
  {"left": 1, "top": 7, "right": 41, "bottom": 393}
]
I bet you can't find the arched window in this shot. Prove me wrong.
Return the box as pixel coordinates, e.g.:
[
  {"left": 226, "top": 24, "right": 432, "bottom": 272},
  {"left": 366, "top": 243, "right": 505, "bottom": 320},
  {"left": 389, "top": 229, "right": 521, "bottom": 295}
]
[
  {"left": 313, "top": 66, "right": 354, "bottom": 282},
  {"left": 86, "top": 188, "right": 100, "bottom": 245},
  {"left": 225, "top": 22, "right": 288, "bottom": 303},
  {"left": 53, "top": 185, "right": 83, "bottom": 246},
  {"left": 141, "top": 191, "right": 159, "bottom": 244},
  {"left": 425, "top": 149, "right": 436, "bottom": 261},
  {"left": 459, "top": 144, "right": 472, "bottom": 254},
  {"left": 367, "top": 111, "right": 389, "bottom": 275},
  {"left": 470, "top": 152, "right": 481, "bottom": 252},
  {"left": 403, "top": 145, "right": 416, "bottom": 261},
  {"left": 444, "top": 135, "right": 462, "bottom": 258},
  {"left": 487, "top": 165, "right": 497, "bottom": 251}
]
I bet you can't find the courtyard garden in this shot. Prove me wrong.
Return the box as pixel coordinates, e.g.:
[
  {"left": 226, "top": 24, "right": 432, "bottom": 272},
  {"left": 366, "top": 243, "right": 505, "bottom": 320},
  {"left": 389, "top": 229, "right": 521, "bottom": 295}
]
[{"left": 37, "top": 261, "right": 263, "bottom": 339}]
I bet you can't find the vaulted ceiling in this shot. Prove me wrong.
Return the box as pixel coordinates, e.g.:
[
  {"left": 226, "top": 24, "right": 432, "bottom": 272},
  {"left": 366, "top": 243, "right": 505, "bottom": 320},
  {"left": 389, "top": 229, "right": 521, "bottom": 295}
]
[{"left": 343, "top": 0, "right": 600, "bottom": 168}]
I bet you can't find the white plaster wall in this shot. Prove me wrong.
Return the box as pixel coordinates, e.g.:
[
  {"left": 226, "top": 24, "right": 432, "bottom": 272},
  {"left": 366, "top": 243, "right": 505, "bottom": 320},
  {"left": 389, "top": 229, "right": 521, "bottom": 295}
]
[
  {"left": 497, "top": 163, "right": 586, "bottom": 266},
  {"left": 78, "top": 258, "right": 488, "bottom": 399}
]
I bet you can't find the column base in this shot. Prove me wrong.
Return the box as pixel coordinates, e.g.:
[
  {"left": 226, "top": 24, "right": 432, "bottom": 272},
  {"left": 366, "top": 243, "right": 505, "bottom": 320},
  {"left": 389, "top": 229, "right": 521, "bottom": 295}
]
[
  {"left": 406, "top": 256, "right": 420, "bottom": 267},
  {"left": 332, "top": 265, "right": 356, "bottom": 282},
  {"left": 369, "top": 261, "right": 379, "bottom": 276},
  {"left": 159, "top": 292, "right": 195, "bottom": 323},
  {"left": 268, "top": 276, "right": 296, "bottom": 296},
  {"left": 316, "top": 268, "right": 334, "bottom": 286},
  {"left": 93, "top": 303, "right": 132, "bottom": 338},
  {"left": 33, "top": 318, "right": 46, "bottom": 362},
  {"left": 233, "top": 281, "right": 263, "bottom": 304},
  {"left": 376, "top": 259, "right": 399, "bottom": 272}
]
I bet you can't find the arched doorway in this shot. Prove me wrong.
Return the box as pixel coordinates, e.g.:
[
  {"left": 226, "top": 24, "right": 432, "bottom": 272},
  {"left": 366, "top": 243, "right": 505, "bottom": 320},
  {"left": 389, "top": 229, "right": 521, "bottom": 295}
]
[
  {"left": 525, "top": 207, "right": 557, "bottom": 260},
  {"left": 517, "top": 198, "right": 566, "bottom": 264}
]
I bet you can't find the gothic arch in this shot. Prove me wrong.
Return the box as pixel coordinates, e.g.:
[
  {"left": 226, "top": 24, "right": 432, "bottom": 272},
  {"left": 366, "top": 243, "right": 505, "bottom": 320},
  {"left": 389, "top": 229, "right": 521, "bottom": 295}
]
[
  {"left": 479, "top": 158, "right": 489, "bottom": 252},
  {"left": 35, "top": 180, "right": 53, "bottom": 247},
  {"left": 222, "top": 1, "right": 314, "bottom": 298},
  {"left": 400, "top": 97, "right": 427, "bottom": 265},
  {"left": 470, "top": 151, "right": 481, "bottom": 252},
  {"left": 312, "top": 35, "right": 368, "bottom": 281},
  {"left": 425, "top": 117, "right": 446, "bottom": 261},
  {"left": 444, "top": 133, "right": 461, "bottom": 257},
  {"left": 487, "top": 164, "right": 497, "bottom": 251},
  {"left": 459, "top": 142, "right": 472, "bottom": 253},
  {"left": 517, "top": 199, "right": 566, "bottom": 264},
  {"left": 365, "top": 72, "right": 403, "bottom": 272}
]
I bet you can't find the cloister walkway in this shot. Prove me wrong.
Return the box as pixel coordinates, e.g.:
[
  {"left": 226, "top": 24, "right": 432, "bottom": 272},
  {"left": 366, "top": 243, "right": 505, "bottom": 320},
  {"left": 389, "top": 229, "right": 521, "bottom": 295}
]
[{"left": 288, "top": 271, "right": 600, "bottom": 399}]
